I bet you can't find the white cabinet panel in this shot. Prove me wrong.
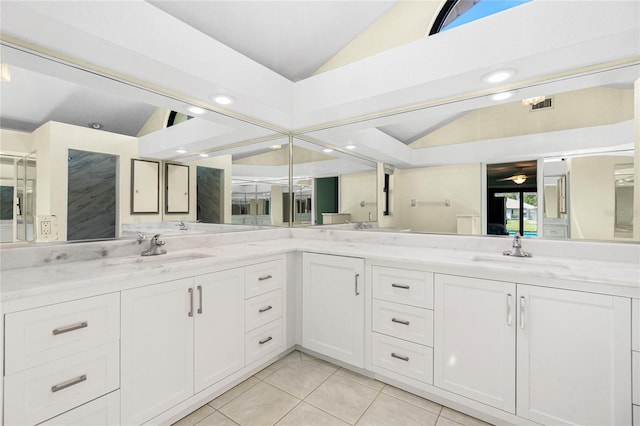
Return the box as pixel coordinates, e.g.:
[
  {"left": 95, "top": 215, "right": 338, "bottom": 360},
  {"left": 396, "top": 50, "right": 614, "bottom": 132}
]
[
  {"left": 194, "top": 269, "right": 245, "bottom": 393},
  {"left": 302, "top": 253, "right": 365, "bottom": 367},
  {"left": 246, "top": 318, "right": 283, "bottom": 365},
  {"left": 373, "top": 266, "right": 433, "bottom": 308},
  {"left": 372, "top": 299, "right": 433, "bottom": 346},
  {"left": 40, "top": 390, "right": 120, "bottom": 426},
  {"left": 4, "top": 341, "right": 119, "bottom": 426},
  {"left": 245, "top": 289, "right": 283, "bottom": 332},
  {"left": 516, "top": 285, "right": 631, "bottom": 426},
  {"left": 245, "top": 259, "right": 283, "bottom": 298},
  {"left": 633, "top": 298, "right": 639, "bottom": 351},
  {"left": 634, "top": 405, "right": 640, "bottom": 426},
  {"left": 121, "top": 278, "right": 195, "bottom": 426},
  {"left": 634, "top": 351, "right": 640, "bottom": 406},
  {"left": 5, "top": 292, "right": 120, "bottom": 374},
  {"left": 371, "top": 333, "right": 433, "bottom": 384},
  {"left": 434, "top": 274, "right": 516, "bottom": 413}
]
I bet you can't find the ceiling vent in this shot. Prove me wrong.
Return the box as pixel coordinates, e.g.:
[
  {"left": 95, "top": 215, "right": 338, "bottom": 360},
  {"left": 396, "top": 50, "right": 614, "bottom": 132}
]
[{"left": 531, "top": 97, "right": 553, "bottom": 111}]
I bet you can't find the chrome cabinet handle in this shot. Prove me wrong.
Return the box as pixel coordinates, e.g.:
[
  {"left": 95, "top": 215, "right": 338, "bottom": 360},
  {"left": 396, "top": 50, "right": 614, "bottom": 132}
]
[
  {"left": 197, "top": 285, "right": 203, "bottom": 314},
  {"left": 259, "top": 305, "right": 273, "bottom": 313},
  {"left": 355, "top": 273, "right": 360, "bottom": 296},
  {"left": 392, "top": 318, "right": 410, "bottom": 326},
  {"left": 52, "top": 321, "right": 88, "bottom": 336},
  {"left": 51, "top": 374, "right": 87, "bottom": 393},
  {"left": 507, "top": 293, "right": 513, "bottom": 326},
  {"left": 188, "top": 288, "right": 194, "bottom": 317},
  {"left": 520, "top": 296, "right": 526, "bottom": 329},
  {"left": 391, "top": 353, "right": 409, "bottom": 362},
  {"left": 391, "top": 283, "right": 410, "bottom": 290},
  {"left": 259, "top": 336, "right": 273, "bottom": 345},
  {"left": 258, "top": 275, "right": 273, "bottom": 281}
]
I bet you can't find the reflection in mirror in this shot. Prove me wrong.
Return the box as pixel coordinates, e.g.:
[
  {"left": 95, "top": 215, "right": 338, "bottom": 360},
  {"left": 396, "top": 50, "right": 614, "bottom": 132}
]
[
  {"left": 0, "top": 153, "right": 36, "bottom": 242},
  {"left": 615, "top": 163, "right": 634, "bottom": 239},
  {"left": 302, "top": 64, "right": 638, "bottom": 241},
  {"left": 292, "top": 138, "right": 378, "bottom": 227}
]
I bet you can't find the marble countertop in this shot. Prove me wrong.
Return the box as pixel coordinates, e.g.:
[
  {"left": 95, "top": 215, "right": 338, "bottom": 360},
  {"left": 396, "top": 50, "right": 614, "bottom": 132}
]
[{"left": 2, "top": 233, "right": 638, "bottom": 312}]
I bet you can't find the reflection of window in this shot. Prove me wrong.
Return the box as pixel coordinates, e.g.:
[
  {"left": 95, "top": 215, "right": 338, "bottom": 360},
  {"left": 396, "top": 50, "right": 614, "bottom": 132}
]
[
  {"left": 167, "top": 111, "right": 192, "bottom": 127},
  {"left": 430, "top": 0, "right": 532, "bottom": 35}
]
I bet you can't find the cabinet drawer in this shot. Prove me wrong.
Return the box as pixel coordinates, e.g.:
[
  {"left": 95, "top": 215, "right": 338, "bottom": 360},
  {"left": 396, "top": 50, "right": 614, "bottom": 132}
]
[
  {"left": 245, "top": 318, "right": 283, "bottom": 365},
  {"left": 371, "top": 333, "right": 433, "bottom": 384},
  {"left": 4, "top": 341, "right": 120, "bottom": 426},
  {"left": 634, "top": 351, "right": 640, "bottom": 405},
  {"left": 5, "top": 292, "right": 120, "bottom": 374},
  {"left": 245, "top": 289, "right": 283, "bottom": 332},
  {"left": 373, "top": 266, "right": 433, "bottom": 308},
  {"left": 245, "top": 259, "right": 283, "bottom": 298},
  {"left": 40, "top": 390, "right": 120, "bottom": 425},
  {"left": 372, "top": 300, "right": 433, "bottom": 346}
]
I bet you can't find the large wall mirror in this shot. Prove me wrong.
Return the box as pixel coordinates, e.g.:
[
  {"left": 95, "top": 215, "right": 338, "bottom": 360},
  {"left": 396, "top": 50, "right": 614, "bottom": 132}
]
[{"left": 302, "top": 64, "right": 638, "bottom": 242}]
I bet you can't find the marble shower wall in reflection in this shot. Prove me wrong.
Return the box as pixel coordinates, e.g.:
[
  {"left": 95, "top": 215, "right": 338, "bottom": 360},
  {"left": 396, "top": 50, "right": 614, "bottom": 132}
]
[
  {"left": 197, "top": 166, "right": 224, "bottom": 223},
  {"left": 67, "top": 149, "right": 117, "bottom": 240}
]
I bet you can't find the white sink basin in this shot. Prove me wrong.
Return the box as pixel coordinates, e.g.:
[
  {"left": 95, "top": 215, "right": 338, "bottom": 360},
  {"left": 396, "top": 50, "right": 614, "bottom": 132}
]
[
  {"left": 106, "top": 252, "right": 212, "bottom": 266},
  {"left": 471, "top": 254, "right": 570, "bottom": 271}
]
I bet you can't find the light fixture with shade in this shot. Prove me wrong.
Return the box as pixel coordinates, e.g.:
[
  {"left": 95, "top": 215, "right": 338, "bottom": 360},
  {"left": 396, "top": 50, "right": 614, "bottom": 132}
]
[
  {"left": 1, "top": 63, "right": 11, "bottom": 82},
  {"left": 498, "top": 172, "right": 528, "bottom": 185}
]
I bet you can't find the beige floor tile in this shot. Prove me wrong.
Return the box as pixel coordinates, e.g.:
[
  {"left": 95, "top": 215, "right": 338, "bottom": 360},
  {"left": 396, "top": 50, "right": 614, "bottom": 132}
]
[
  {"left": 219, "top": 381, "right": 300, "bottom": 426},
  {"left": 299, "top": 351, "right": 317, "bottom": 361},
  {"left": 334, "top": 368, "right": 385, "bottom": 391},
  {"left": 381, "top": 385, "right": 442, "bottom": 414},
  {"left": 196, "top": 411, "right": 239, "bottom": 426},
  {"left": 440, "top": 407, "right": 492, "bottom": 426},
  {"left": 356, "top": 393, "right": 439, "bottom": 426},
  {"left": 275, "top": 402, "right": 349, "bottom": 426},
  {"left": 435, "top": 417, "right": 464, "bottom": 426},
  {"left": 208, "top": 377, "right": 261, "bottom": 410},
  {"left": 265, "top": 359, "right": 333, "bottom": 398},
  {"left": 301, "top": 358, "right": 340, "bottom": 373},
  {"left": 305, "top": 374, "right": 379, "bottom": 424},
  {"left": 172, "top": 405, "right": 216, "bottom": 426},
  {"left": 255, "top": 351, "right": 304, "bottom": 379}
]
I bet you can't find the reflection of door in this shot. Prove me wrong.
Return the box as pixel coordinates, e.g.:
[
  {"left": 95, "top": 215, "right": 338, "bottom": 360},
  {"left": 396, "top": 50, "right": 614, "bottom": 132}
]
[
  {"left": 67, "top": 149, "right": 117, "bottom": 241},
  {"left": 196, "top": 166, "right": 224, "bottom": 223},
  {"left": 315, "top": 177, "right": 338, "bottom": 225}
]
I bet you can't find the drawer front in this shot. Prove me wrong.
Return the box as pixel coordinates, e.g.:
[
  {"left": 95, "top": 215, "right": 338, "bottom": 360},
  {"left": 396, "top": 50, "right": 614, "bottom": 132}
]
[
  {"left": 40, "top": 390, "right": 120, "bottom": 425},
  {"left": 373, "top": 266, "right": 433, "bottom": 308},
  {"left": 372, "top": 300, "right": 433, "bottom": 346},
  {"left": 634, "top": 351, "right": 640, "bottom": 405},
  {"left": 245, "top": 259, "right": 283, "bottom": 298},
  {"left": 245, "top": 318, "right": 283, "bottom": 365},
  {"left": 371, "top": 333, "right": 433, "bottom": 384},
  {"left": 245, "top": 289, "right": 283, "bottom": 332},
  {"left": 5, "top": 292, "right": 120, "bottom": 374},
  {"left": 4, "top": 341, "right": 120, "bottom": 426}
]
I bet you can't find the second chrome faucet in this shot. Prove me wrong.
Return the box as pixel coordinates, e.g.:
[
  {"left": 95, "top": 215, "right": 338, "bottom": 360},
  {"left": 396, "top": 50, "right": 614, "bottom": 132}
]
[
  {"left": 142, "top": 234, "right": 166, "bottom": 256},
  {"left": 503, "top": 233, "right": 532, "bottom": 258}
]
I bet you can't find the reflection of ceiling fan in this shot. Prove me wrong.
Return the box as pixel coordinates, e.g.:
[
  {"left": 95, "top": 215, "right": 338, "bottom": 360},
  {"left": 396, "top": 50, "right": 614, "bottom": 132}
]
[{"left": 497, "top": 172, "right": 529, "bottom": 185}]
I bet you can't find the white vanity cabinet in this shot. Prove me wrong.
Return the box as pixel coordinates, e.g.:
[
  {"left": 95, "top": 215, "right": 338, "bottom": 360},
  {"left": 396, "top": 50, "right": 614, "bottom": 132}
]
[
  {"left": 302, "top": 253, "right": 365, "bottom": 367},
  {"left": 434, "top": 274, "right": 632, "bottom": 426}
]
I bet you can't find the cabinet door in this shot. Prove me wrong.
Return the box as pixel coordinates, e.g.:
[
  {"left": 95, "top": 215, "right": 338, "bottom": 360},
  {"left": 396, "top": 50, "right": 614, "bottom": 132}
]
[
  {"left": 194, "top": 268, "right": 245, "bottom": 393},
  {"left": 434, "top": 274, "right": 516, "bottom": 413},
  {"left": 302, "top": 253, "right": 365, "bottom": 367},
  {"left": 121, "top": 278, "right": 194, "bottom": 425},
  {"left": 517, "top": 285, "right": 631, "bottom": 426}
]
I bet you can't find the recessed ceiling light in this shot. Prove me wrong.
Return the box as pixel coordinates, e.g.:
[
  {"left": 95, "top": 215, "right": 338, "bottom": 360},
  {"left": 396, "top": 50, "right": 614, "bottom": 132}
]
[
  {"left": 345, "top": 145, "right": 356, "bottom": 150},
  {"left": 186, "top": 105, "right": 205, "bottom": 115},
  {"left": 199, "top": 153, "right": 209, "bottom": 158},
  {"left": 89, "top": 122, "right": 102, "bottom": 129},
  {"left": 176, "top": 149, "right": 187, "bottom": 154},
  {"left": 490, "top": 91, "right": 514, "bottom": 101},
  {"left": 211, "top": 95, "right": 234, "bottom": 105},
  {"left": 482, "top": 68, "right": 516, "bottom": 84},
  {"left": 270, "top": 144, "right": 282, "bottom": 151},
  {"left": 322, "top": 148, "right": 334, "bottom": 153}
]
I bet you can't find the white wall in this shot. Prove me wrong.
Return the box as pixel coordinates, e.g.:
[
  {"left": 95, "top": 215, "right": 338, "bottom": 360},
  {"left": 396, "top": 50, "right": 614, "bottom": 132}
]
[{"left": 340, "top": 171, "right": 377, "bottom": 222}]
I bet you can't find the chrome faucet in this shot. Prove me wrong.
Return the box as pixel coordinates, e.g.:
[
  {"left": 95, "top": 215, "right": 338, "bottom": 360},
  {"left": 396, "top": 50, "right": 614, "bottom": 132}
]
[
  {"left": 176, "top": 220, "right": 188, "bottom": 231},
  {"left": 503, "top": 233, "right": 532, "bottom": 258},
  {"left": 141, "top": 234, "right": 166, "bottom": 256}
]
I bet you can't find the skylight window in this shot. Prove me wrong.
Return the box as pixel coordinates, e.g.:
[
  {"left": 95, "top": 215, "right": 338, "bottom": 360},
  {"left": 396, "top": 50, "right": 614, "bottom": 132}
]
[{"left": 430, "top": 0, "right": 532, "bottom": 35}]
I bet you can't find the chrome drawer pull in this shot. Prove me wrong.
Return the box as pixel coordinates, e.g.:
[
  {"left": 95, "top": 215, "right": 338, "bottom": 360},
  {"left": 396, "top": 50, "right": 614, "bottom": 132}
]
[
  {"left": 197, "top": 285, "right": 203, "bottom": 314},
  {"left": 354, "top": 273, "right": 360, "bottom": 296},
  {"left": 391, "top": 318, "right": 410, "bottom": 326},
  {"left": 259, "top": 336, "right": 273, "bottom": 345},
  {"left": 188, "top": 288, "right": 194, "bottom": 317},
  {"left": 258, "top": 275, "right": 273, "bottom": 281},
  {"left": 259, "top": 305, "right": 273, "bottom": 313},
  {"left": 52, "top": 321, "right": 88, "bottom": 336},
  {"left": 51, "top": 374, "right": 87, "bottom": 393},
  {"left": 391, "top": 353, "right": 409, "bottom": 362},
  {"left": 391, "top": 283, "right": 410, "bottom": 290}
]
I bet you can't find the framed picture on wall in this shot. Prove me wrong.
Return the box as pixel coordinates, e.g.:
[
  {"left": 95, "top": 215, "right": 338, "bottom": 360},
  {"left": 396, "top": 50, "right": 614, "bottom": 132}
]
[
  {"left": 131, "top": 159, "right": 160, "bottom": 214},
  {"left": 165, "top": 163, "right": 189, "bottom": 214}
]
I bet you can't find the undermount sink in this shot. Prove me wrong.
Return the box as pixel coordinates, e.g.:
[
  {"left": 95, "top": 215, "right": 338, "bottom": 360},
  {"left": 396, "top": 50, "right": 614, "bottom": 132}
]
[
  {"left": 106, "top": 252, "right": 212, "bottom": 266},
  {"left": 471, "top": 254, "right": 570, "bottom": 271}
]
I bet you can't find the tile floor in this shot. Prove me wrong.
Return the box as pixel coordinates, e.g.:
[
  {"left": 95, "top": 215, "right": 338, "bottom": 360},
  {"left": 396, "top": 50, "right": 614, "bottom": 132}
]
[{"left": 173, "top": 351, "right": 491, "bottom": 426}]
